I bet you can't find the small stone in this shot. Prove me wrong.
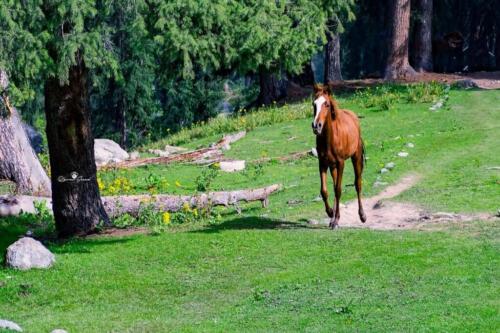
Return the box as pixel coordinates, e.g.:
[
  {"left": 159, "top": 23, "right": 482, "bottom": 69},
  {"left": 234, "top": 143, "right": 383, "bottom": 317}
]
[
  {"left": 129, "top": 151, "right": 140, "bottom": 160},
  {"left": 406, "top": 143, "right": 415, "bottom": 148},
  {"left": 312, "top": 196, "right": 322, "bottom": 202},
  {"left": 373, "top": 181, "right": 388, "bottom": 187},
  {"left": 219, "top": 160, "right": 246, "bottom": 172},
  {"left": 51, "top": 330, "right": 68, "bottom": 333},
  {"left": 486, "top": 166, "right": 500, "bottom": 170},
  {"left": 0, "top": 319, "right": 22, "bottom": 332},
  {"left": 307, "top": 219, "right": 319, "bottom": 225},
  {"left": 5, "top": 237, "right": 55, "bottom": 270},
  {"left": 398, "top": 152, "right": 409, "bottom": 157},
  {"left": 310, "top": 148, "right": 318, "bottom": 157},
  {"left": 373, "top": 200, "right": 385, "bottom": 209},
  {"left": 380, "top": 168, "right": 389, "bottom": 174},
  {"left": 385, "top": 162, "right": 395, "bottom": 169},
  {"left": 287, "top": 199, "right": 303, "bottom": 205},
  {"left": 148, "top": 149, "right": 170, "bottom": 157}
]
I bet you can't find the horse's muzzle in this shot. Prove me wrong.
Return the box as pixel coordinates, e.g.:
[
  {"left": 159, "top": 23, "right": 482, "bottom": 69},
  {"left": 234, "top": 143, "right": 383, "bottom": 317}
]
[{"left": 312, "top": 122, "right": 322, "bottom": 135}]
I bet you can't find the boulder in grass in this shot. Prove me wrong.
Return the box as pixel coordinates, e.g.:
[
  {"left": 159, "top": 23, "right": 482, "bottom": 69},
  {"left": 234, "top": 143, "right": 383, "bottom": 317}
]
[
  {"left": 0, "top": 319, "right": 22, "bottom": 332},
  {"left": 51, "top": 329, "right": 68, "bottom": 333},
  {"left": 94, "top": 139, "right": 129, "bottom": 166},
  {"left": 5, "top": 237, "right": 55, "bottom": 270},
  {"left": 219, "top": 160, "right": 246, "bottom": 172}
]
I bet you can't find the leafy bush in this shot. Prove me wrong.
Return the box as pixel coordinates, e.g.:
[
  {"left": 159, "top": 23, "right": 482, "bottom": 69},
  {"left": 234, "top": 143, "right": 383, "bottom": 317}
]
[{"left": 195, "top": 164, "right": 220, "bottom": 192}]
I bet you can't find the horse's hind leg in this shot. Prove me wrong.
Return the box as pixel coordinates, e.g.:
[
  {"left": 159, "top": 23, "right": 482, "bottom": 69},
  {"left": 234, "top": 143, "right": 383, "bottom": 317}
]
[
  {"left": 330, "top": 160, "right": 344, "bottom": 229},
  {"left": 319, "top": 164, "right": 334, "bottom": 218},
  {"left": 352, "top": 151, "right": 367, "bottom": 223}
]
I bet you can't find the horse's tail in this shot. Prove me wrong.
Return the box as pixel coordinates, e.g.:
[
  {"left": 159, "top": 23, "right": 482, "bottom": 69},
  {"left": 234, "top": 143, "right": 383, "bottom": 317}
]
[{"left": 361, "top": 138, "right": 367, "bottom": 169}]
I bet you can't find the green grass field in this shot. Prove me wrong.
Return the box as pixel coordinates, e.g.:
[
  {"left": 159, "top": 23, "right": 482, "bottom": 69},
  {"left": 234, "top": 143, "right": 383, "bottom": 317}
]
[{"left": 1, "top": 86, "right": 499, "bottom": 332}]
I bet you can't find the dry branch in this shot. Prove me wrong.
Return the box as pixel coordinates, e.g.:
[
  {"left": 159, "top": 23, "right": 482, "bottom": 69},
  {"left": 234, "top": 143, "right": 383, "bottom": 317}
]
[
  {"left": 0, "top": 184, "right": 281, "bottom": 218},
  {"left": 107, "top": 131, "right": 246, "bottom": 169}
]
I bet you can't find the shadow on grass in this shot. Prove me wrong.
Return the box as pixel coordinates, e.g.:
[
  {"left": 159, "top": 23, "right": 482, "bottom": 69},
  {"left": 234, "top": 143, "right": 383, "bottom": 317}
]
[{"left": 191, "top": 216, "right": 315, "bottom": 234}]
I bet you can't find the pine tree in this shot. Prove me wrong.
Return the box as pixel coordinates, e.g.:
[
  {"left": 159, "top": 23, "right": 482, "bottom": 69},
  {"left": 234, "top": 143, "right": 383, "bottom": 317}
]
[{"left": 384, "top": 0, "right": 416, "bottom": 80}]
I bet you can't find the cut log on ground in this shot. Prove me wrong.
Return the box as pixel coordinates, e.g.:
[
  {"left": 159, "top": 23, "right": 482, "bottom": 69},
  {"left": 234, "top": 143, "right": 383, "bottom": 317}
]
[
  {"left": 0, "top": 184, "right": 281, "bottom": 218},
  {"left": 108, "top": 131, "right": 246, "bottom": 169}
]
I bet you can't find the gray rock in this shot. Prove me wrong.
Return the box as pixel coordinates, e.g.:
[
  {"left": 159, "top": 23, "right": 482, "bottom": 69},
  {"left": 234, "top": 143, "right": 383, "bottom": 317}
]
[
  {"left": 406, "top": 143, "right": 415, "bottom": 148},
  {"left": 397, "top": 152, "right": 409, "bottom": 157},
  {"left": 219, "top": 160, "right": 246, "bottom": 172},
  {"left": 0, "top": 319, "right": 22, "bottom": 332},
  {"left": 380, "top": 168, "right": 389, "bottom": 174},
  {"left": 51, "top": 329, "right": 68, "bottom": 333},
  {"left": 486, "top": 166, "right": 500, "bottom": 170},
  {"left": 129, "top": 151, "right": 140, "bottom": 160},
  {"left": 5, "top": 237, "right": 55, "bottom": 270},
  {"left": 385, "top": 162, "right": 395, "bottom": 169},
  {"left": 94, "top": 139, "right": 129, "bottom": 166},
  {"left": 307, "top": 219, "right": 319, "bottom": 225},
  {"left": 22, "top": 123, "right": 44, "bottom": 154},
  {"left": 373, "top": 181, "right": 388, "bottom": 187},
  {"left": 455, "top": 79, "right": 478, "bottom": 89}
]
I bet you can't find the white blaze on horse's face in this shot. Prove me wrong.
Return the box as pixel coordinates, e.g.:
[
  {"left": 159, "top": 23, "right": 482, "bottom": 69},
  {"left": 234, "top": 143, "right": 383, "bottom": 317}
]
[{"left": 312, "top": 96, "right": 327, "bottom": 135}]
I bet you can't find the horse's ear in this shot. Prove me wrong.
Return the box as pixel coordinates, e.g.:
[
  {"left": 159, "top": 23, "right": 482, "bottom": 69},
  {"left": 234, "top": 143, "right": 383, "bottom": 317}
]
[
  {"left": 313, "top": 84, "right": 323, "bottom": 94},
  {"left": 324, "top": 81, "right": 333, "bottom": 95}
]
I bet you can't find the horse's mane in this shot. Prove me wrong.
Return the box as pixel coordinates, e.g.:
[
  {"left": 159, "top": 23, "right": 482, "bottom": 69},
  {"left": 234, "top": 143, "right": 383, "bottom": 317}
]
[{"left": 313, "top": 84, "right": 340, "bottom": 116}]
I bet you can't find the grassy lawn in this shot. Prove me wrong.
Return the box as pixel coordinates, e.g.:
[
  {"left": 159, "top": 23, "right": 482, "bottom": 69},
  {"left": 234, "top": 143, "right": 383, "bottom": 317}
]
[{"left": 0, "top": 87, "right": 499, "bottom": 332}]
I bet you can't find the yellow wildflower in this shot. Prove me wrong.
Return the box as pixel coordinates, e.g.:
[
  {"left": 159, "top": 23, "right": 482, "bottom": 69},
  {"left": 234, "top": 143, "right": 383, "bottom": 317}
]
[
  {"left": 193, "top": 208, "right": 198, "bottom": 218},
  {"left": 162, "top": 212, "right": 171, "bottom": 225},
  {"left": 175, "top": 180, "right": 182, "bottom": 187},
  {"left": 97, "top": 177, "right": 105, "bottom": 191},
  {"left": 182, "top": 202, "right": 191, "bottom": 212}
]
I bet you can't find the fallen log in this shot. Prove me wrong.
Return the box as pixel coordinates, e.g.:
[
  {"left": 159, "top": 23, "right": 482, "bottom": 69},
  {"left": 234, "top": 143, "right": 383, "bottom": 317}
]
[
  {"left": 107, "top": 131, "right": 246, "bottom": 169},
  {"left": 0, "top": 184, "right": 281, "bottom": 218}
]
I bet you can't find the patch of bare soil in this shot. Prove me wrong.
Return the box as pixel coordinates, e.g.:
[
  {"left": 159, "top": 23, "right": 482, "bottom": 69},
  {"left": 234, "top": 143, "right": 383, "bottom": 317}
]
[
  {"left": 286, "top": 71, "right": 500, "bottom": 101},
  {"left": 320, "top": 174, "right": 495, "bottom": 230}
]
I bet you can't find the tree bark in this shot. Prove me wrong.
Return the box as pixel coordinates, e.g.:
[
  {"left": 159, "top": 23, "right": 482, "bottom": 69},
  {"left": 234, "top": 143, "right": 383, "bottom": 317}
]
[
  {"left": 413, "top": 0, "right": 433, "bottom": 72},
  {"left": 44, "top": 55, "right": 109, "bottom": 237},
  {"left": 0, "top": 70, "right": 51, "bottom": 196},
  {"left": 384, "top": 0, "right": 416, "bottom": 80},
  {"left": 257, "top": 68, "right": 286, "bottom": 106},
  {"left": 497, "top": 17, "right": 500, "bottom": 70},
  {"left": 324, "top": 29, "right": 343, "bottom": 82}
]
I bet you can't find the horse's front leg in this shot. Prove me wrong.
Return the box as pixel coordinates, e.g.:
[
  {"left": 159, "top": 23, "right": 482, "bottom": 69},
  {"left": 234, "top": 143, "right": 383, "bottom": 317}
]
[
  {"left": 319, "top": 164, "right": 334, "bottom": 218},
  {"left": 330, "top": 160, "right": 344, "bottom": 229}
]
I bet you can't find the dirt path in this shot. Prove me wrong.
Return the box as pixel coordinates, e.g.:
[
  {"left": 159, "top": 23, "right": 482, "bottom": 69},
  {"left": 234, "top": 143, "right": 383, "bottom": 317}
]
[{"left": 313, "top": 174, "right": 495, "bottom": 230}]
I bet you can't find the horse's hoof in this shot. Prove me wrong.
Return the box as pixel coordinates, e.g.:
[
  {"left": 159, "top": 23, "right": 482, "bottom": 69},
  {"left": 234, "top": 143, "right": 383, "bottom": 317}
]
[
  {"left": 359, "top": 211, "right": 367, "bottom": 223},
  {"left": 329, "top": 219, "right": 339, "bottom": 229},
  {"left": 326, "top": 208, "right": 334, "bottom": 218}
]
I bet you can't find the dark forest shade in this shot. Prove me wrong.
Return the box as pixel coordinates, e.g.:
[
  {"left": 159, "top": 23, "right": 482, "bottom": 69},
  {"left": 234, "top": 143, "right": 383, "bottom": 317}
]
[
  {"left": 412, "top": 0, "right": 433, "bottom": 72},
  {"left": 44, "top": 55, "right": 109, "bottom": 237}
]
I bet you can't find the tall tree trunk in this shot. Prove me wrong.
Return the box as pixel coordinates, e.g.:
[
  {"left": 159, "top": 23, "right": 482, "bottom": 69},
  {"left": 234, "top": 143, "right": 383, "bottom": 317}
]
[
  {"left": 384, "top": 0, "right": 416, "bottom": 80},
  {"left": 44, "top": 55, "right": 109, "bottom": 237},
  {"left": 496, "top": 17, "right": 500, "bottom": 70},
  {"left": 0, "top": 70, "right": 51, "bottom": 196},
  {"left": 324, "top": 33, "right": 343, "bottom": 83},
  {"left": 413, "top": 0, "right": 433, "bottom": 72},
  {"left": 257, "top": 68, "right": 286, "bottom": 106}
]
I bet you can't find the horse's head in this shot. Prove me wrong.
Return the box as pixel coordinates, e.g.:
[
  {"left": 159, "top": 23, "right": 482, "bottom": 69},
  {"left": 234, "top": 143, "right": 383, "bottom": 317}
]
[{"left": 312, "top": 84, "right": 335, "bottom": 135}]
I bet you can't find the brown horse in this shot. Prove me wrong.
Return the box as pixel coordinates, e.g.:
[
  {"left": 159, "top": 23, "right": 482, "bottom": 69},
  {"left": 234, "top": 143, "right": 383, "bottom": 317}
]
[{"left": 312, "top": 84, "right": 366, "bottom": 228}]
